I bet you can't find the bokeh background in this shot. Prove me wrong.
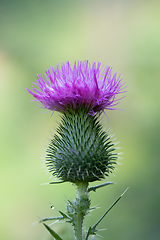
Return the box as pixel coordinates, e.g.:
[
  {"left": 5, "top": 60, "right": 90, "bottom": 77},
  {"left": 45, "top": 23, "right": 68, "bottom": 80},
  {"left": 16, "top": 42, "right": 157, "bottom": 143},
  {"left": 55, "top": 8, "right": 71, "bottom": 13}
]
[{"left": 0, "top": 0, "right": 160, "bottom": 239}]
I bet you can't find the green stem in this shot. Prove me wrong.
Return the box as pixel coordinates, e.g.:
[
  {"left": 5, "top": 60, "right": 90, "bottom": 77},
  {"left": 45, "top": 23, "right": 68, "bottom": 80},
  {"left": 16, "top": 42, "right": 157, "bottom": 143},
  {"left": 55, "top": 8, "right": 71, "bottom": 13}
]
[
  {"left": 74, "top": 182, "right": 89, "bottom": 240},
  {"left": 74, "top": 209, "right": 83, "bottom": 240},
  {"left": 76, "top": 182, "right": 88, "bottom": 197}
]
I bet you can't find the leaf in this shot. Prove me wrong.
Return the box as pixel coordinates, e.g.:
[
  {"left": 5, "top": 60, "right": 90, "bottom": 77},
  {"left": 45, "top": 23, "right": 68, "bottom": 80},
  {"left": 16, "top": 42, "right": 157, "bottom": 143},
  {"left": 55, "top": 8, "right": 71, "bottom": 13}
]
[
  {"left": 92, "top": 188, "right": 129, "bottom": 230},
  {"left": 59, "top": 210, "right": 72, "bottom": 220},
  {"left": 85, "top": 188, "right": 129, "bottom": 239},
  {"left": 43, "top": 223, "right": 63, "bottom": 240},
  {"left": 49, "top": 181, "right": 65, "bottom": 184},
  {"left": 39, "top": 216, "right": 63, "bottom": 223},
  {"left": 85, "top": 226, "right": 97, "bottom": 240},
  {"left": 85, "top": 227, "right": 92, "bottom": 240},
  {"left": 87, "top": 182, "right": 113, "bottom": 192}
]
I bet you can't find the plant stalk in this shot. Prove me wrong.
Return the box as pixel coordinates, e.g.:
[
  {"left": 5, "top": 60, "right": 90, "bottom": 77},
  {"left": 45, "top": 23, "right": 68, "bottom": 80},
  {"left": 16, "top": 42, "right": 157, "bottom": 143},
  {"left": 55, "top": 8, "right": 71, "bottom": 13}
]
[{"left": 74, "top": 182, "right": 89, "bottom": 240}]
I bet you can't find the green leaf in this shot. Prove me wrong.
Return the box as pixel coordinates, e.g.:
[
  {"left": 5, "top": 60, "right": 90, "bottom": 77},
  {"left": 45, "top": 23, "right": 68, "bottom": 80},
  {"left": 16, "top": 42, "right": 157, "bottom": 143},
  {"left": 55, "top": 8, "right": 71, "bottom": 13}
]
[
  {"left": 39, "top": 216, "right": 63, "bottom": 223},
  {"left": 49, "top": 181, "right": 65, "bottom": 184},
  {"left": 85, "top": 188, "right": 129, "bottom": 238},
  {"left": 85, "top": 227, "right": 91, "bottom": 240},
  {"left": 59, "top": 210, "right": 72, "bottom": 220},
  {"left": 92, "top": 188, "right": 129, "bottom": 230},
  {"left": 87, "top": 181, "right": 113, "bottom": 192},
  {"left": 43, "top": 223, "right": 63, "bottom": 240},
  {"left": 85, "top": 227, "right": 97, "bottom": 240}
]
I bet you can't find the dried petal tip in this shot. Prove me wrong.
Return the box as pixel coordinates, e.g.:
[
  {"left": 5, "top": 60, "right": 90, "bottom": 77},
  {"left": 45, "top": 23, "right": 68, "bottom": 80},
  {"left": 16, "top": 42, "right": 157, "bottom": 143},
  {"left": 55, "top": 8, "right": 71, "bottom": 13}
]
[{"left": 27, "top": 60, "right": 126, "bottom": 114}]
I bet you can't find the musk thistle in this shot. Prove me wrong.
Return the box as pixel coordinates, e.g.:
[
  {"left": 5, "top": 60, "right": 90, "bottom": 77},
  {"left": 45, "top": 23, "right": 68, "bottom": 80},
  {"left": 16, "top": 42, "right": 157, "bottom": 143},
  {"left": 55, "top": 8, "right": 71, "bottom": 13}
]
[{"left": 27, "top": 60, "right": 127, "bottom": 240}]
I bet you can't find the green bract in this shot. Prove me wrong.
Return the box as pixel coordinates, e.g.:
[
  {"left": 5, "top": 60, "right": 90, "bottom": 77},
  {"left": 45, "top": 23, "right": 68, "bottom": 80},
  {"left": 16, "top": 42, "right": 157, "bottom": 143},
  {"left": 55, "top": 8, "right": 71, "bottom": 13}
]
[{"left": 46, "top": 107, "right": 117, "bottom": 183}]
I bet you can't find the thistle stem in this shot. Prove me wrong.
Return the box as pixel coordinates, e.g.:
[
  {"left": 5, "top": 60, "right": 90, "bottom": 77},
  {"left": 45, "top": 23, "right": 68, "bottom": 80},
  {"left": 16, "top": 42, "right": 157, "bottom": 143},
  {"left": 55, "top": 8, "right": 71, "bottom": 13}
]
[
  {"left": 74, "top": 182, "right": 89, "bottom": 240},
  {"left": 74, "top": 209, "right": 83, "bottom": 240},
  {"left": 76, "top": 182, "right": 88, "bottom": 197}
]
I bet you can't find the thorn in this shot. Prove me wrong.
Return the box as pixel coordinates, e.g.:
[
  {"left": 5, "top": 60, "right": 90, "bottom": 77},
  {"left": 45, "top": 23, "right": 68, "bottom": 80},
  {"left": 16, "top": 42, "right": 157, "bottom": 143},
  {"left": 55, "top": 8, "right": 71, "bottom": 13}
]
[
  {"left": 48, "top": 220, "right": 60, "bottom": 226},
  {"left": 121, "top": 187, "right": 129, "bottom": 197},
  {"left": 40, "top": 183, "right": 49, "bottom": 185}
]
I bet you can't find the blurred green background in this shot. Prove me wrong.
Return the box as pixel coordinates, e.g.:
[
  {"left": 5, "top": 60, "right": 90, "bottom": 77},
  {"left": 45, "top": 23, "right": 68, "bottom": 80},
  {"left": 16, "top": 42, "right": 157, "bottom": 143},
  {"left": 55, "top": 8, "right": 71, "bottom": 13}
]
[{"left": 0, "top": 0, "right": 160, "bottom": 239}]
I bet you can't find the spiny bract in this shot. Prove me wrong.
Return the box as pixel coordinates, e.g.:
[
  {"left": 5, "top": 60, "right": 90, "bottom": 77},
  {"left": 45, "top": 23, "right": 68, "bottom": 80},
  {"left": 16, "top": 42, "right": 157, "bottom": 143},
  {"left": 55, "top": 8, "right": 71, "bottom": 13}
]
[{"left": 46, "top": 107, "right": 117, "bottom": 183}]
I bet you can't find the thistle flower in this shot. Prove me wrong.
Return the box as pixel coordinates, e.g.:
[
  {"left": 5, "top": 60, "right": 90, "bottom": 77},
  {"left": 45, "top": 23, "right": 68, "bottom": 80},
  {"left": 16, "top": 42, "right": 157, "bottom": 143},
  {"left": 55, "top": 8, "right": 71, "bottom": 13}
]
[
  {"left": 27, "top": 60, "right": 126, "bottom": 115},
  {"left": 27, "top": 60, "right": 126, "bottom": 183},
  {"left": 27, "top": 61, "right": 127, "bottom": 240}
]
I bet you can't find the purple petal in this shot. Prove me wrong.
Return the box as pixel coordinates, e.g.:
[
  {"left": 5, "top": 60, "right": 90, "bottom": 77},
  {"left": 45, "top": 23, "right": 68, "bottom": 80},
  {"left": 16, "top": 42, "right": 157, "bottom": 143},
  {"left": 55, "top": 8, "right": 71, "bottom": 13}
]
[{"left": 26, "top": 60, "right": 127, "bottom": 114}]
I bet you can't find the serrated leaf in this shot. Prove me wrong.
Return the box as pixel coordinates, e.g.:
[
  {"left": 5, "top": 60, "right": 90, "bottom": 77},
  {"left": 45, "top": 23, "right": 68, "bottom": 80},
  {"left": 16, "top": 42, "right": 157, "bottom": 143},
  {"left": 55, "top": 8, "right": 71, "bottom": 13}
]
[{"left": 43, "top": 223, "right": 62, "bottom": 240}]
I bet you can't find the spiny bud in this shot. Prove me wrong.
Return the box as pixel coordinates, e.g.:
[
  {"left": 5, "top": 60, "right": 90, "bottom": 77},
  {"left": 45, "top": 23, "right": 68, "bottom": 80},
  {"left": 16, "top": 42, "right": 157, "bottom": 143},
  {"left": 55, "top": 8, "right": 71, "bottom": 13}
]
[{"left": 46, "top": 107, "right": 117, "bottom": 183}]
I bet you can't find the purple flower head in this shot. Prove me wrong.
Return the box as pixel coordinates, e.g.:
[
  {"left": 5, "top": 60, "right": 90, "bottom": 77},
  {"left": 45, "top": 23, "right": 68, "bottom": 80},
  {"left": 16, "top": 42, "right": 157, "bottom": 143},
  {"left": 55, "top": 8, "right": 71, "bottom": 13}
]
[{"left": 27, "top": 60, "right": 126, "bottom": 114}]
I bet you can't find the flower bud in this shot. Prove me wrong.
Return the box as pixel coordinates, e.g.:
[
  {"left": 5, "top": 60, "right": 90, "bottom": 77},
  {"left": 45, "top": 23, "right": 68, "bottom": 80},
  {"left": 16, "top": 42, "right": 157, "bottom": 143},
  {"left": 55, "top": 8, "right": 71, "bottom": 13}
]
[{"left": 46, "top": 106, "right": 117, "bottom": 183}]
